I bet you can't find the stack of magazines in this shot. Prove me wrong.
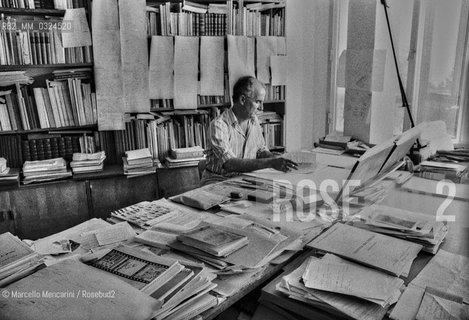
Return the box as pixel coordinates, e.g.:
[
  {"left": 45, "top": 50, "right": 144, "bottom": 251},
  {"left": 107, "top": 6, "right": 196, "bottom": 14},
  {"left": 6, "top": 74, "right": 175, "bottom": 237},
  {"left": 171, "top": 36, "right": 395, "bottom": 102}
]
[
  {"left": 70, "top": 151, "right": 106, "bottom": 175},
  {"left": 22, "top": 157, "right": 71, "bottom": 184}
]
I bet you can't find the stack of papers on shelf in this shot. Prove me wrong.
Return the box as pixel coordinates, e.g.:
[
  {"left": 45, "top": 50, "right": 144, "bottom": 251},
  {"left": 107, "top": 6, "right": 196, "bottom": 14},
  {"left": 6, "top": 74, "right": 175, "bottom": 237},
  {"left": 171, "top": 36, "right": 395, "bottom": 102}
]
[
  {"left": 0, "top": 232, "right": 45, "bottom": 287},
  {"left": 275, "top": 256, "right": 390, "bottom": 320},
  {"left": 22, "top": 158, "right": 71, "bottom": 184},
  {"left": 349, "top": 204, "right": 448, "bottom": 254},
  {"left": 0, "top": 71, "right": 33, "bottom": 86},
  {"left": 306, "top": 223, "right": 422, "bottom": 277},
  {"left": 123, "top": 148, "right": 156, "bottom": 177},
  {"left": 70, "top": 151, "right": 106, "bottom": 174},
  {"left": 0, "top": 158, "right": 19, "bottom": 189},
  {"left": 177, "top": 223, "right": 249, "bottom": 257},
  {"left": 165, "top": 146, "right": 205, "bottom": 168}
]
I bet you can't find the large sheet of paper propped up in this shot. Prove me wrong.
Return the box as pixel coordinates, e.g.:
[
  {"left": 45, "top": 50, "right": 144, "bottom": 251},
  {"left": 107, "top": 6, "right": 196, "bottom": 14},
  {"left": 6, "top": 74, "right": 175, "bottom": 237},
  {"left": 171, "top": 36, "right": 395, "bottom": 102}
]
[
  {"left": 174, "top": 36, "right": 199, "bottom": 109},
  {"left": 227, "top": 35, "right": 255, "bottom": 102},
  {"left": 61, "top": 8, "right": 92, "bottom": 48},
  {"left": 119, "top": 0, "right": 149, "bottom": 112},
  {"left": 256, "top": 37, "right": 286, "bottom": 84},
  {"left": 306, "top": 223, "right": 422, "bottom": 277},
  {"left": 149, "top": 36, "right": 174, "bottom": 99},
  {"left": 0, "top": 260, "right": 162, "bottom": 320},
  {"left": 200, "top": 36, "right": 225, "bottom": 96},
  {"left": 92, "top": 0, "right": 124, "bottom": 130}
]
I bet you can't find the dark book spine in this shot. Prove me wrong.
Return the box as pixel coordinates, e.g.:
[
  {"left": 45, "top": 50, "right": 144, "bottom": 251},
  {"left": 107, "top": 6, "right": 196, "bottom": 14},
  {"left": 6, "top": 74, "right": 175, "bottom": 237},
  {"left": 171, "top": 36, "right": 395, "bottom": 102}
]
[{"left": 29, "top": 139, "right": 38, "bottom": 161}]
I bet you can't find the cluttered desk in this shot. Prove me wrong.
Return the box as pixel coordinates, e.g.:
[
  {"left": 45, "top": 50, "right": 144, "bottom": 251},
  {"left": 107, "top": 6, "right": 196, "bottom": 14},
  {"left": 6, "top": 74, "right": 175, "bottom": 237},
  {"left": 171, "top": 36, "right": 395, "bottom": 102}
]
[{"left": 1, "top": 126, "right": 468, "bottom": 320}]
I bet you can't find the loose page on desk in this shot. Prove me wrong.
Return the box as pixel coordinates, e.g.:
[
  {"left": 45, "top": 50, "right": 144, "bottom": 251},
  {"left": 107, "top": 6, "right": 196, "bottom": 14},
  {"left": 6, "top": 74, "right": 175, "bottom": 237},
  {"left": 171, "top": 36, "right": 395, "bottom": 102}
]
[
  {"left": 92, "top": 0, "right": 124, "bottom": 130},
  {"left": 149, "top": 36, "right": 174, "bottom": 99},
  {"left": 227, "top": 35, "right": 255, "bottom": 102},
  {"left": 410, "top": 249, "right": 469, "bottom": 304},
  {"left": 302, "top": 254, "right": 403, "bottom": 306},
  {"left": 306, "top": 223, "right": 422, "bottom": 276},
  {"left": 415, "top": 291, "right": 469, "bottom": 320},
  {"left": 0, "top": 260, "right": 162, "bottom": 320},
  {"left": 61, "top": 8, "right": 92, "bottom": 47},
  {"left": 174, "top": 36, "right": 199, "bottom": 109},
  {"left": 200, "top": 36, "right": 224, "bottom": 96},
  {"left": 119, "top": 0, "right": 149, "bottom": 112},
  {"left": 401, "top": 176, "right": 469, "bottom": 202}
]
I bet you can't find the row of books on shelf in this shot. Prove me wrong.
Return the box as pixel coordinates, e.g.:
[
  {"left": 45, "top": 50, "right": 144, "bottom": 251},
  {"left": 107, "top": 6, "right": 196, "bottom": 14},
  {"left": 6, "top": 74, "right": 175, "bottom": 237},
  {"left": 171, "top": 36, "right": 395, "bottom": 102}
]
[
  {"left": 0, "top": 0, "right": 87, "bottom": 9},
  {"left": 0, "top": 24, "right": 93, "bottom": 66},
  {"left": 0, "top": 73, "right": 97, "bottom": 132},
  {"left": 148, "top": 0, "right": 285, "bottom": 37},
  {"left": 151, "top": 84, "right": 285, "bottom": 111},
  {"left": 260, "top": 121, "right": 282, "bottom": 150}
]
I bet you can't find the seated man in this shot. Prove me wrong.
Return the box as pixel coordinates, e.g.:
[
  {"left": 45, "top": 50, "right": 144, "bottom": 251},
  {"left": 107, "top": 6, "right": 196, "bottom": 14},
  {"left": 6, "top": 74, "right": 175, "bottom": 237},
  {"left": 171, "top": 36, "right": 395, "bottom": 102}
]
[{"left": 200, "top": 76, "right": 297, "bottom": 186}]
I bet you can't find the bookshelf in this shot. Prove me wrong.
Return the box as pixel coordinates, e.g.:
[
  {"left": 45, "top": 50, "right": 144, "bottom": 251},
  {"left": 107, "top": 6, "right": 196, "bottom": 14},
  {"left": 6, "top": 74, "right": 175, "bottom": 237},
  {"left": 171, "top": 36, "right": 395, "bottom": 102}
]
[{"left": 0, "top": 1, "right": 96, "bottom": 168}]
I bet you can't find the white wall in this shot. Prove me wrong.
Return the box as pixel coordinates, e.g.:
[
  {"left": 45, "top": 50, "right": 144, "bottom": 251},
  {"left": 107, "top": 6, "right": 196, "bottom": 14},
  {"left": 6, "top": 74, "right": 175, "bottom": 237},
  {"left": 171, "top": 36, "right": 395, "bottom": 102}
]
[{"left": 286, "top": 0, "right": 332, "bottom": 151}]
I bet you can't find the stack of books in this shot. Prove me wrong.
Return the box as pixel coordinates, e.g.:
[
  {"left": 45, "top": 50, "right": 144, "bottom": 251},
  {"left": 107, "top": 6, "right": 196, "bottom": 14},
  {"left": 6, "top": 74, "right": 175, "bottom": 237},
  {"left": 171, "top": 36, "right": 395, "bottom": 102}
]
[
  {"left": 22, "top": 157, "right": 71, "bottom": 184},
  {"left": 0, "top": 157, "right": 19, "bottom": 189},
  {"left": 177, "top": 224, "right": 249, "bottom": 257},
  {"left": 86, "top": 245, "right": 217, "bottom": 320},
  {"left": 123, "top": 148, "right": 156, "bottom": 177},
  {"left": 70, "top": 151, "right": 106, "bottom": 175},
  {"left": 0, "top": 232, "right": 45, "bottom": 287},
  {"left": 165, "top": 146, "right": 205, "bottom": 168},
  {"left": 418, "top": 160, "right": 467, "bottom": 183},
  {"left": 349, "top": 204, "right": 448, "bottom": 254}
]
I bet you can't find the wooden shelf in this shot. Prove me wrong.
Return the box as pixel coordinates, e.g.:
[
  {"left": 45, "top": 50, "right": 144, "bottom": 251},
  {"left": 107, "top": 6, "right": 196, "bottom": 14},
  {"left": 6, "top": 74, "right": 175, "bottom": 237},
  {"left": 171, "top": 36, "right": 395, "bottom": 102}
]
[
  {"left": 0, "top": 124, "right": 97, "bottom": 136},
  {"left": 0, "top": 63, "right": 93, "bottom": 70},
  {"left": 0, "top": 8, "right": 66, "bottom": 16}
]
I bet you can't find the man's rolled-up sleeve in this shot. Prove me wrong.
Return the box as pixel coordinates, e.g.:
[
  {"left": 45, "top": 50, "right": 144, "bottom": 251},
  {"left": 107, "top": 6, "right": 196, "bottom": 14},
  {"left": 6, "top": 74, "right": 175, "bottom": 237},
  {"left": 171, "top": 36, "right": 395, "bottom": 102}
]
[{"left": 209, "top": 120, "right": 236, "bottom": 164}]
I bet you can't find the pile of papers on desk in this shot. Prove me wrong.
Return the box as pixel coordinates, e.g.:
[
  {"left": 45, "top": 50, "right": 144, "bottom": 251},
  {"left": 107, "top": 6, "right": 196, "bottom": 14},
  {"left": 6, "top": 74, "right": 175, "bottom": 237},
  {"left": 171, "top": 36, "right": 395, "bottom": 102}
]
[
  {"left": 418, "top": 160, "right": 468, "bottom": 183},
  {"left": 349, "top": 204, "right": 448, "bottom": 254},
  {"left": 70, "top": 151, "right": 106, "bottom": 174},
  {"left": 275, "top": 254, "right": 404, "bottom": 320},
  {"left": 123, "top": 148, "right": 156, "bottom": 177},
  {"left": 0, "top": 232, "right": 45, "bottom": 287},
  {"left": 307, "top": 223, "right": 422, "bottom": 277},
  {"left": 22, "top": 157, "right": 71, "bottom": 184}
]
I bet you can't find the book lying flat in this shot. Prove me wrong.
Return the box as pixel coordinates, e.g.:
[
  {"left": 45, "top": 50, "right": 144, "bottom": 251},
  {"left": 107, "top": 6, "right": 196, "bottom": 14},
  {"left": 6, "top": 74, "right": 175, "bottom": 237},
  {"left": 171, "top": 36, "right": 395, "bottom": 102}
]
[
  {"left": 178, "top": 223, "right": 249, "bottom": 257},
  {"left": 89, "top": 245, "right": 184, "bottom": 294}
]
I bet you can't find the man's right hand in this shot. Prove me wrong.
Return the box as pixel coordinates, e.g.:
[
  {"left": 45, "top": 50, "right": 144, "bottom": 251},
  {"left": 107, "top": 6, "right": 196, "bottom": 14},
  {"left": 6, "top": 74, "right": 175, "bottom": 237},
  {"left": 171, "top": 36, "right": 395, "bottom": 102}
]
[{"left": 270, "top": 158, "right": 298, "bottom": 172}]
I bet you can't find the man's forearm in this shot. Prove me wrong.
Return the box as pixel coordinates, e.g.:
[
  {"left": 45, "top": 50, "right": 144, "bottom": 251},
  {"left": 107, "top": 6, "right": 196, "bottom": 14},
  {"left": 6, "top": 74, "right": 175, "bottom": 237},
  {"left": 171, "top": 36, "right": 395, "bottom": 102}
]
[{"left": 223, "top": 158, "right": 274, "bottom": 173}]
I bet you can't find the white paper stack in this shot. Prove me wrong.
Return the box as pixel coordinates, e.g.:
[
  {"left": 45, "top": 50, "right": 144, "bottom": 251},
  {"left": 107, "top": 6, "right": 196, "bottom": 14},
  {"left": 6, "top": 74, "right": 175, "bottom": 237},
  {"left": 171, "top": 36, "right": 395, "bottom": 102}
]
[
  {"left": 123, "top": 148, "right": 156, "bottom": 177},
  {"left": 275, "top": 257, "right": 389, "bottom": 320},
  {"left": 22, "top": 158, "right": 71, "bottom": 184},
  {"left": 307, "top": 223, "right": 422, "bottom": 277},
  {"left": 70, "top": 151, "right": 106, "bottom": 174},
  {"left": 350, "top": 204, "right": 448, "bottom": 254}
]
